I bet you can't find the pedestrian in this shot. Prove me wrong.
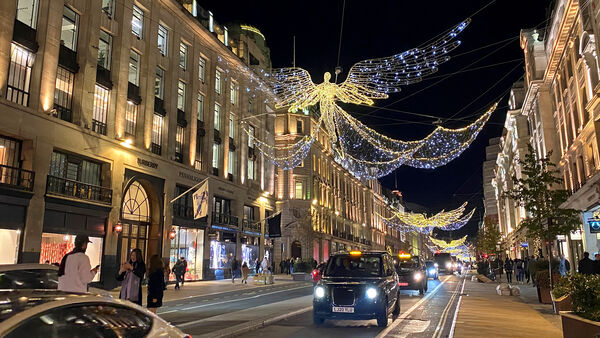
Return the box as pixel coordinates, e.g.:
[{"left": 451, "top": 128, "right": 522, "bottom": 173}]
[
  {"left": 504, "top": 259, "right": 514, "bottom": 283},
  {"left": 529, "top": 256, "right": 537, "bottom": 286},
  {"left": 231, "top": 257, "right": 239, "bottom": 283},
  {"left": 58, "top": 234, "right": 99, "bottom": 293},
  {"left": 280, "top": 260, "right": 285, "bottom": 274},
  {"left": 163, "top": 259, "right": 171, "bottom": 290},
  {"left": 578, "top": 252, "right": 595, "bottom": 275},
  {"left": 255, "top": 258, "right": 261, "bottom": 274},
  {"left": 241, "top": 262, "right": 250, "bottom": 284},
  {"left": 173, "top": 259, "right": 184, "bottom": 290},
  {"left": 524, "top": 257, "right": 530, "bottom": 284},
  {"left": 261, "top": 257, "right": 269, "bottom": 274},
  {"left": 290, "top": 258, "right": 294, "bottom": 274},
  {"left": 595, "top": 253, "right": 600, "bottom": 275},
  {"left": 116, "top": 248, "right": 146, "bottom": 306},
  {"left": 558, "top": 254, "right": 571, "bottom": 277},
  {"left": 180, "top": 257, "right": 188, "bottom": 286},
  {"left": 147, "top": 254, "right": 165, "bottom": 313},
  {"left": 515, "top": 259, "right": 524, "bottom": 283},
  {"left": 497, "top": 258, "right": 504, "bottom": 281}
]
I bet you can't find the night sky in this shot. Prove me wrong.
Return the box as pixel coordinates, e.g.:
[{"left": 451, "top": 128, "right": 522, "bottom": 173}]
[{"left": 200, "top": 0, "right": 553, "bottom": 239}]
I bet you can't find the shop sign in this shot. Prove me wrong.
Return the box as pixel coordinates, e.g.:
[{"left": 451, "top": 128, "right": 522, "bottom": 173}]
[
  {"left": 520, "top": 242, "right": 528, "bottom": 248},
  {"left": 570, "top": 230, "right": 583, "bottom": 240},
  {"left": 137, "top": 158, "right": 158, "bottom": 169},
  {"left": 589, "top": 220, "right": 600, "bottom": 233},
  {"left": 179, "top": 171, "right": 204, "bottom": 183}
]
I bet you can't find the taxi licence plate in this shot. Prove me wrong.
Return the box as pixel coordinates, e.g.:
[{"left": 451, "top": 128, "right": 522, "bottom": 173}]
[
  {"left": 332, "top": 306, "right": 354, "bottom": 313},
  {"left": 398, "top": 282, "right": 409, "bottom": 286}
]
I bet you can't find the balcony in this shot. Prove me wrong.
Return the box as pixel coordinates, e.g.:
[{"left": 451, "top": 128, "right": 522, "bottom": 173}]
[
  {"left": 46, "top": 175, "right": 112, "bottom": 204},
  {"left": 242, "top": 219, "right": 261, "bottom": 233},
  {"left": 173, "top": 204, "right": 194, "bottom": 219},
  {"left": 127, "top": 82, "right": 142, "bottom": 104},
  {"left": 212, "top": 212, "right": 238, "bottom": 228},
  {"left": 92, "top": 119, "right": 107, "bottom": 135},
  {"left": 151, "top": 143, "right": 161, "bottom": 155},
  {"left": 177, "top": 109, "right": 187, "bottom": 127},
  {"left": 58, "top": 44, "right": 79, "bottom": 73},
  {"left": 0, "top": 164, "right": 35, "bottom": 191}
]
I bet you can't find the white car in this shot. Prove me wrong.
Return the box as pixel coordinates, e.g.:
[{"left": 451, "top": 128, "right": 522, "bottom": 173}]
[
  {"left": 0, "top": 263, "right": 109, "bottom": 296},
  {"left": 0, "top": 290, "right": 189, "bottom": 337}
]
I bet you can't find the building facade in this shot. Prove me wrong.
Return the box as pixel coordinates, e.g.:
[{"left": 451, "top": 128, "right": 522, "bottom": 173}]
[
  {"left": 482, "top": 136, "right": 500, "bottom": 227},
  {"left": 0, "top": 0, "right": 277, "bottom": 288}
]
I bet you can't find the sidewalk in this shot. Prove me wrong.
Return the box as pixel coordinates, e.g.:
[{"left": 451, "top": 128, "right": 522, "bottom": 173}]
[
  {"left": 109, "top": 274, "right": 298, "bottom": 302},
  {"left": 453, "top": 276, "right": 563, "bottom": 338}
]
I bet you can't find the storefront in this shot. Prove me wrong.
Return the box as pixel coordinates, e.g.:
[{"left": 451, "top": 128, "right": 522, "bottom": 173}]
[
  {"left": 39, "top": 233, "right": 103, "bottom": 282},
  {"left": 169, "top": 226, "right": 204, "bottom": 280},
  {"left": 241, "top": 236, "right": 259, "bottom": 271},
  {"left": 0, "top": 228, "right": 21, "bottom": 264},
  {"left": 209, "top": 230, "right": 237, "bottom": 279}
]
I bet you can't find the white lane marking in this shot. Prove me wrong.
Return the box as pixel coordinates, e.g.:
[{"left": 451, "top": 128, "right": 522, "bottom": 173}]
[
  {"left": 448, "top": 277, "right": 466, "bottom": 338},
  {"left": 171, "top": 285, "right": 311, "bottom": 314},
  {"left": 375, "top": 275, "right": 450, "bottom": 338},
  {"left": 432, "top": 277, "right": 462, "bottom": 338}
]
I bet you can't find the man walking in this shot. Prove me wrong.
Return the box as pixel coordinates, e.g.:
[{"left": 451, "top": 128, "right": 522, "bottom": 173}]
[
  {"left": 578, "top": 252, "right": 595, "bottom": 275},
  {"left": 180, "top": 257, "right": 188, "bottom": 286},
  {"left": 231, "top": 257, "right": 239, "bottom": 283},
  {"left": 504, "top": 259, "right": 514, "bottom": 283},
  {"left": 528, "top": 256, "right": 537, "bottom": 286},
  {"left": 558, "top": 254, "right": 571, "bottom": 276},
  {"left": 173, "top": 259, "right": 184, "bottom": 290},
  {"left": 58, "top": 235, "right": 99, "bottom": 293}
]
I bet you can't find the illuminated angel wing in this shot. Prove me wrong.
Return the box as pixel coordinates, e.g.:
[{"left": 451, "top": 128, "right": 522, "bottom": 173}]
[
  {"left": 338, "top": 19, "right": 470, "bottom": 105},
  {"left": 267, "top": 67, "right": 318, "bottom": 111}
]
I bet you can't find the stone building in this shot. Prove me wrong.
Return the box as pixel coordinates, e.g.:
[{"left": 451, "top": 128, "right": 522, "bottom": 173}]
[
  {"left": 482, "top": 137, "right": 500, "bottom": 226},
  {"left": 0, "top": 0, "right": 277, "bottom": 287}
]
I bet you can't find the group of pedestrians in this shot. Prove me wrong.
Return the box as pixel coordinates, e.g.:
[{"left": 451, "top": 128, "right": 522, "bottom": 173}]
[
  {"left": 577, "top": 251, "right": 600, "bottom": 275},
  {"left": 488, "top": 256, "right": 539, "bottom": 285}
]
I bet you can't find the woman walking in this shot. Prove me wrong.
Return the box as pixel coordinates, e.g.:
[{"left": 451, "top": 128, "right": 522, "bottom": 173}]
[
  {"left": 241, "top": 261, "right": 250, "bottom": 284},
  {"left": 147, "top": 254, "right": 166, "bottom": 313},
  {"left": 504, "top": 259, "right": 514, "bottom": 284},
  {"left": 117, "top": 248, "right": 146, "bottom": 306}
]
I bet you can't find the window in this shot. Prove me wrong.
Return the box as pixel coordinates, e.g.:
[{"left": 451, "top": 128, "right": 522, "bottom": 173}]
[
  {"left": 212, "top": 143, "right": 220, "bottom": 169},
  {"left": 6, "top": 43, "right": 35, "bottom": 106},
  {"left": 54, "top": 67, "right": 75, "bottom": 121},
  {"left": 61, "top": 6, "right": 79, "bottom": 51},
  {"left": 92, "top": 85, "right": 109, "bottom": 135},
  {"left": 249, "top": 98, "right": 255, "bottom": 114},
  {"left": 49, "top": 151, "right": 101, "bottom": 186},
  {"left": 248, "top": 157, "right": 255, "bottom": 180},
  {"left": 101, "top": 0, "right": 114, "bottom": 18},
  {"left": 214, "top": 103, "right": 221, "bottom": 130},
  {"left": 131, "top": 5, "right": 143, "bottom": 38},
  {"left": 197, "top": 93, "right": 205, "bottom": 121},
  {"left": 128, "top": 50, "right": 140, "bottom": 86},
  {"left": 97, "top": 30, "right": 112, "bottom": 70},
  {"left": 215, "top": 69, "right": 222, "bottom": 94},
  {"left": 199, "top": 57, "right": 206, "bottom": 83},
  {"left": 229, "top": 114, "right": 235, "bottom": 139},
  {"left": 157, "top": 24, "right": 168, "bottom": 56},
  {"left": 228, "top": 150, "right": 235, "bottom": 175},
  {"left": 295, "top": 181, "right": 304, "bottom": 199},
  {"left": 296, "top": 119, "right": 303, "bottom": 134},
  {"left": 16, "top": 0, "right": 39, "bottom": 29},
  {"left": 179, "top": 42, "right": 187, "bottom": 70},
  {"left": 155, "top": 67, "right": 164, "bottom": 99},
  {"left": 248, "top": 125, "right": 255, "bottom": 148},
  {"left": 195, "top": 133, "right": 202, "bottom": 170},
  {"left": 177, "top": 80, "right": 186, "bottom": 111},
  {"left": 230, "top": 82, "right": 237, "bottom": 105},
  {"left": 125, "top": 101, "right": 138, "bottom": 137},
  {"left": 175, "top": 126, "right": 184, "bottom": 163},
  {"left": 151, "top": 114, "right": 163, "bottom": 154}
]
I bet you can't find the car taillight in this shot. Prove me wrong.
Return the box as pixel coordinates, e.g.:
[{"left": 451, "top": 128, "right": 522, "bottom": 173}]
[{"left": 312, "top": 270, "right": 318, "bottom": 276}]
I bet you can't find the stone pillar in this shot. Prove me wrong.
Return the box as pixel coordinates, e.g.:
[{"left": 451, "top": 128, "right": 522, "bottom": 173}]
[{"left": 0, "top": 0, "right": 17, "bottom": 97}]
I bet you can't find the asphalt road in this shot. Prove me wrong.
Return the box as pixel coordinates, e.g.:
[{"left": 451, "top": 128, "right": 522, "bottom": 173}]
[{"left": 241, "top": 273, "right": 465, "bottom": 338}]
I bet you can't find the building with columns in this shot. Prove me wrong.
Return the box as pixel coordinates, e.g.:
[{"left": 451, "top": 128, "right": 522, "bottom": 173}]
[
  {"left": 0, "top": 0, "right": 277, "bottom": 288},
  {"left": 482, "top": 136, "right": 500, "bottom": 227}
]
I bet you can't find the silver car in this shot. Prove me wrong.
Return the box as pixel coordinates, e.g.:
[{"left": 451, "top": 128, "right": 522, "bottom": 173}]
[{"left": 0, "top": 290, "right": 189, "bottom": 337}]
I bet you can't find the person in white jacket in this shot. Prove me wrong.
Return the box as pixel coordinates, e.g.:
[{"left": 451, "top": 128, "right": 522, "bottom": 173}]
[{"left": 58, "top": 234, "right": 99, "bottom": 293}]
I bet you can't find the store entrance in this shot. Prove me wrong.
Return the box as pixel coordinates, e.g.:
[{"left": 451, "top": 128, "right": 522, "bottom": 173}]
[{"left": 120, "top": 180, "right": 152, "bottom": 264}]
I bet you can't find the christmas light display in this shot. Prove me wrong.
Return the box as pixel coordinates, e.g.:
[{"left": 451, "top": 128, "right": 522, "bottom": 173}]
[
  {"left": 430, "top": 235, "right": 468, "bottom": 249},
  {"left": 380, "top": 202, "right": 475, "bottom": 234},
  {"left": 255, "top": 19, "right": 496, "bottom": 178}
]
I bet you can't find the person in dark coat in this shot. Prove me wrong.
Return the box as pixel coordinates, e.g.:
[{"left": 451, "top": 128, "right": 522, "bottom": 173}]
[
  {"left": 173, "top": 259, "right": 184, "bottom": 290},
  {"left": 578, "top": 252, "right": 595, "bottom": 275},
  {"left": 117, "top": 248, "right": 146, "bottom": 306},
  {"left": 504, "top": 259, "right": 514, "bottom": 283},
  {"left": 595, "top": 253, "right": 600, "bottom": 275},
  {"left": 147, "top": 254, "right": 165, "bottom": 313}
]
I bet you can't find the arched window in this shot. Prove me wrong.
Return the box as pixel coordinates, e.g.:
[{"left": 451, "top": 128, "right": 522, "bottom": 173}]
[{"left": 122, "top": 181, "right": 150, "bottom": 222}]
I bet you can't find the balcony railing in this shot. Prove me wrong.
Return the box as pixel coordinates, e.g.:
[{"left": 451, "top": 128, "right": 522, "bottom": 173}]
[
  {"left": 212, "top": 212, "right": 238, "bottom": 227},
  {"left": 151, "top": 143, "right": 161, "bottom": 155},
  {"left": 173, "top": 204, "right": 194, "bottom": 219},
  {"left": 0, "top": 164, "right": 35, "bottom": 191},
  {"left": 242, "top": 219, "right": 261, "bottom": 233},
  {"left": 46, "top": 175, "right": 112, "bottom": 204},
  {"left": 92, "top": 119, "right": 107, "bottom": 135}
]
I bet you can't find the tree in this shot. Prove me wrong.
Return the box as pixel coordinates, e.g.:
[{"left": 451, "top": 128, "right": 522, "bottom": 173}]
[{"left": 476, "top": 216, "right": 502, "bottom": 255}]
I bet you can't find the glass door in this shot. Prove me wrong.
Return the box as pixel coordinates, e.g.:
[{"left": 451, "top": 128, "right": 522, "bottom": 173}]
[{"left": 119, "top": 223, "right": 149, "bottom": 264}]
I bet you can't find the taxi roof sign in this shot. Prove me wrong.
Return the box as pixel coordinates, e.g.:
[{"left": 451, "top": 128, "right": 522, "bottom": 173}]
[
  {"left": 349, "top": 251, "right": 362, "bottom": 256},
  {"left": 398, "top": 251, "right": 412, "bottom": 259}
]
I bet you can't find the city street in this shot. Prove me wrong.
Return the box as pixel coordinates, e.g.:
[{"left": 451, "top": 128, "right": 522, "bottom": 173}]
[{"left": 155, "top": 274, "right": 465, "bottom": 337}]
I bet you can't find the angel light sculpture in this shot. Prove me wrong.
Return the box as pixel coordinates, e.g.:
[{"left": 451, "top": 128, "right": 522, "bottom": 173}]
[{"left": 254, "top": 19, "right": 496, "bottom": 179}]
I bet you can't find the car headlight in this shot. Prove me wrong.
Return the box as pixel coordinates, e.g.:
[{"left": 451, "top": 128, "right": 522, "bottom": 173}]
[
  {"left": 315, "top": 286, "right": 325, "bottom": 298},
  {"left": 428, "top": 268, "right": 436, "bottom": 275},
  {"left": 434, "top": 263, "right": 439, "bottom": 268},
  {"left": 414, "top": 272, "right": 423, "bottom": 281},
  {"left": 366, "top": 287, "right": 378, "bottom": 299},
  {"left": 446, "top": 262, "right": 452, "bottom": 269}
]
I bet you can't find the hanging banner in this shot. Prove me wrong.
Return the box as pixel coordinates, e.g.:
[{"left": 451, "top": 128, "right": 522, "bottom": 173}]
[{"left": 192, "top": 180, "right": 209, "bottom": 219}]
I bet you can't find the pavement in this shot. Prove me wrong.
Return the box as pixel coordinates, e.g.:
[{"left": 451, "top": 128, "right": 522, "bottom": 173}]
[{"left": 452, "top": 274, "right": 563, "bottom": 338}]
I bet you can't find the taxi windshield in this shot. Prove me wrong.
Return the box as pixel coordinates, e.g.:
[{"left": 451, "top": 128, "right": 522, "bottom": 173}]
[
  {"left": 398, "top": 257, "right": 419, "bottom": 271},
  {"left": 325, "top": 254, "right": 382, "bottom": 277}
]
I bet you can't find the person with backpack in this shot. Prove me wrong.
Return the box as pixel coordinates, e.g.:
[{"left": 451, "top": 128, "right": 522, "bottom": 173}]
[
  {"left": 504, "top": 259, "right": 514, "bottom": 284},
  {"left": 515, "top": 259, "right": 524, "bottom": 283},
  {"left": 173, "top": 258, "right": 185, "bottom": 290}
]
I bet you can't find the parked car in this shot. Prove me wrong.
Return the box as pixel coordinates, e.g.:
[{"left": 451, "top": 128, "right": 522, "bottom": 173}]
[
  {"left": 395, "top": 252, "right": 428, "bottom": 295},
  {"left": 0, "top": 264, "right": 109, "bottom": 296},
  {"left": 0, "top": 290, "right": 189, "bottom": 337},
  {"left": 312, "top": 263, "right": 326, "bottom": 285},
  {"left": 313, "top": 251, "right": 400, "bottom": 327},
  {"left": 425, "top": 260, "right": 438, "bottom": 280}
]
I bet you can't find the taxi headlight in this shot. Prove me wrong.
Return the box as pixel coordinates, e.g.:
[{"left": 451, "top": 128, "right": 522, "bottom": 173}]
[
  {"left": 434, "top": 263, "right": 439, "bottom": 268},
  {"left": 366, "top": 287, "right": 378, "bottom": 299},
  {"left": 315, "top": 286, "right": 325, "bottom": 298},
  {"left": 414, "top": 272, "right": 423, "bottom": 281},
  {"left": 428, "top": 268, "right": 436, "bottom": 275},
  {"left": 446, "top": 262, "right": 452, "bottom": 269}
]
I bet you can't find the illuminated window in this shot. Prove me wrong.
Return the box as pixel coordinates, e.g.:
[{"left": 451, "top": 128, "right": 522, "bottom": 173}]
[
  {"left": 195, "top": 133, "right": 203, "bottom": 170},
  {"left": 230, "top": 81, "right": 237, "bottom": 105},
  {"left": 248, "top": 98, "right": 255, "bottom": 114},
  {"left": 248, "top": 125, "right": 255, "bottom": 147},
  {"left": 248, "top": 157, "right": 255, "bottom": 180},
  {"left": 212, "top": 143, "right": 220, "bottom": 169},
  {"left": 125, "top": 101, "right": 138, "bottom": 137},
  {"left": 179, "top": 42, "right": 187, "bottom": 70},
  {"left": 98, "top": 30, "right": 112, "bottom": 70},
  {"left": 131, "top": 5, "right": 143, "bottom": 38},
  {"left": 198, "top": 57, "right": 206, "bottom": 83},
  {"left": 175, "top": 125, "right": 184, "bottom": 163},
  {"left": 229, "top": 114, "right": 235, "bottom": 139},
  {"left": 61, "top": 6, "right": 79, "bottom": 51},
  {"left": 177, "top": 80, "right": 186, "bottom": 111},
  {"left": 128, "top": 50, "right": 140, "bottom": 86},
  {"left": 215, "top": 69, "right": 222, "bottom": 94},
  {"left": 6, "top": 43, "right": 35, "bottom": 106},
  {"left": 214, "top": 103, "right": 221, "bottom": 130},
  {"left": 16, "top": 0, "right": 39, "bottom": 29},
  {"left": 154, "top": 67, "right": 164, "bottom": 99},
  {"left": 54, "top": 67, "right": 74, "bottom": 122},
  {"left": 92, "top": 84, "right": 109, "bottom": 135},
  {"left": 151, "top": 114, "right": 163, "bottom": 155},
  {"left": 197, "top": 93, "right": 204, "bottom": 121},
  {"left": 157, "top": 24, "right": 168, "bottom": 56},
  {"left": 102, "top": 0, "right": 114, "bottom": 18},
  {"left": 228, "top": 150, "right": 235, "bottom": 175},
  {"left": 295, "top": 181, "right": 304, "bottom": 199}
]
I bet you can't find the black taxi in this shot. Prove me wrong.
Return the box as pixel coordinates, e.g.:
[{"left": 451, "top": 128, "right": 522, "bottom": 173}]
[
  {"left": 395, "top": 252, "right": 428, "bottom": 295},
  {"left": 313, "top": 251, "right": 400, "bottom": 327}
]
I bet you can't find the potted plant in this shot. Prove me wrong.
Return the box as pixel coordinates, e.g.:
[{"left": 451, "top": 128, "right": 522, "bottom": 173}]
[
  {"left": 560, "top": 274, "right": 600, "bottom": 338},
  {"left": 551, "top": 276, "right": 572, "bottom": 314},
  {"left": 535, "top": 268, "right": 560, "bottom": 304}
]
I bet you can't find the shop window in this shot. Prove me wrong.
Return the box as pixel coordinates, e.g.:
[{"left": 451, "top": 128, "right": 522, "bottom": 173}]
[
  {"left": 92, "top": 84, "right": 109, "bottom": 135},
  {"left": 241, "top": 243, "right": 259, "bottom": 271},
  {"left": 169, "top": 227, "right": 204, "bottom": 280},
  {"left": 125, "top": 101, "right": 138, "bottom": 137},
  {"left": 210, "top": 240, "right": 236, "bottom": 269},
  {"left": 16, "top": 0, "right": 39, "bottom": 29},
  {"left": 157, "top": 24, "right": 168, "bottom": 56},
  {"left": 39, "top": 233, "right": 103, "bottom": 281},
  {"left": 175, "top": 125, "right": 185, "bottom": 163},
  {"left": 0, "top": 229, "right": 20, "bottom": 264},
  {"left": 98, "top": 30, "right": 112, "bottom": 70},
  {"left": 61, "top": 6, "right": 79, "bottom": 51},
  {"left": 131, "top": 5, "right": 143, "bottom": 38},
  {"left": 53, "top": 66, "right": 74, "bottom": 122},
  {"left": 212, "top": 143, "right": 220, "bottom": 171},
  {"left": 6, "top": 43, "right": 35, "bottom": 106}
]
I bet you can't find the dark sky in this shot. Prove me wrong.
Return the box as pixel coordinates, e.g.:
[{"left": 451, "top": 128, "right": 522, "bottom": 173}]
[{"left": 200, "top": 0, "right": 553, "bottom": 238}]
